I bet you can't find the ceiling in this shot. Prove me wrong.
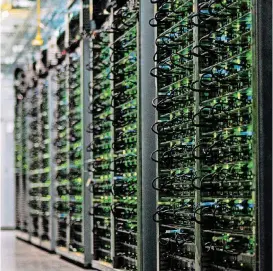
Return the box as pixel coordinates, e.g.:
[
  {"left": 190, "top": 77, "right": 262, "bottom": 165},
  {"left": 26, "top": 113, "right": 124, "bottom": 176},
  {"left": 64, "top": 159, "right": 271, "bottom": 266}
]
[{"left": 1, "top": 0, "right": 66, "bottom": 75}]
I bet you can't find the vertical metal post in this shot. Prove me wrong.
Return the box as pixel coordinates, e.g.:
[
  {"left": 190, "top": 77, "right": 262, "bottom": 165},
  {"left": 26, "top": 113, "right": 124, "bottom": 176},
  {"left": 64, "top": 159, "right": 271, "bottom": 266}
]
[
  {"left": 138, "top": 1, "right": 157, "bottom": 271},
  {"left": 37, "top": 82, "right": 43, "bottom": 245},
  {"left": 19, "top": 101, "right": 25, "bottom": 233},
  {"left": 151, "top": 3, "right": 160, "bottom": 270},
  {"left": 65, "top": 11, "right": 71, "bottom": 251},
  {"left": 255, "top": 0, "right": 272, "bottom": 270},
  {"left": 25, "top": 91, "right": 31, "bottom": 241},
  {"left": 80, "top": 0, "right": 92, "bottom": 265},
  {"left": 89, "top": 17, "right": 95, "bottom": 265},
  {"left": 48, "top": 69, "right": 57, "bottom": 251},
  {"left": 109, "top": 9, "right": 116, "bottom": 266},
  {"left": 193, "top": 0, "right": 201, "bottom": 270},
  {"left": 18, "top": 102, "right": 23, "bottom": 231},
  {"left": 14, "top": 101, "right": 20, "bottom": 231}
]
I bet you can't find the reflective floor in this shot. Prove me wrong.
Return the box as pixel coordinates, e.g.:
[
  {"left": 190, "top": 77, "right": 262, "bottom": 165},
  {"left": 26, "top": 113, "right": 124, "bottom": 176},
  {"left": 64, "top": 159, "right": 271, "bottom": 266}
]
[{"left": 0, "top": 231, "right": 90, "bottom": 271}]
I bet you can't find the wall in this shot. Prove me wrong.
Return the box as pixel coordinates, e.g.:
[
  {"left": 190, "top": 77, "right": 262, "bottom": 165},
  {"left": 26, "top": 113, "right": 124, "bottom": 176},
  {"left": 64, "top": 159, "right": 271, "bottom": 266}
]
[{"left": 1, "top": 74, "right": 15, "bottom": 229}]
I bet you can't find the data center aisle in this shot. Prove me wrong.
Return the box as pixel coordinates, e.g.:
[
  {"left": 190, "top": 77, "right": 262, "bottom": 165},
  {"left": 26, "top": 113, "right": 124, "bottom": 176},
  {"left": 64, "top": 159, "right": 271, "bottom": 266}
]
[{"left": 0, "top": 231, "right": 91, "bottom": 271}]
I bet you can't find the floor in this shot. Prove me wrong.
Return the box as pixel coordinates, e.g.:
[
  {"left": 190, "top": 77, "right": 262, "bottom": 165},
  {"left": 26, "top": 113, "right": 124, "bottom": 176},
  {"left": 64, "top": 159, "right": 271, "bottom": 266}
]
[{"left": 0, "top": 231, "right": 90, "bottom": 271}]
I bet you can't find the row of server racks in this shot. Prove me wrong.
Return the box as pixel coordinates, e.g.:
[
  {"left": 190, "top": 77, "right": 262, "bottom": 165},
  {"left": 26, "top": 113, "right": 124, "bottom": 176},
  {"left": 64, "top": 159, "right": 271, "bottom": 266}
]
[{"left": 14, "top": 0, "right": 272, "bottom": 270}]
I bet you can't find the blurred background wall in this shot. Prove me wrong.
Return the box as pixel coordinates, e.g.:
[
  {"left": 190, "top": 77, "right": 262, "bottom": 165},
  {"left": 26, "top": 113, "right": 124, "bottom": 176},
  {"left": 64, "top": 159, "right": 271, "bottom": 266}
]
[
  {"left": 0, "top": 0, "right": 64, "bottom": 228},
  {"left": 1, "top": 75, "right": 15, "bottom": 229},
  {"left": 1, "top": 0, "right": 36, "bottom": 229}
]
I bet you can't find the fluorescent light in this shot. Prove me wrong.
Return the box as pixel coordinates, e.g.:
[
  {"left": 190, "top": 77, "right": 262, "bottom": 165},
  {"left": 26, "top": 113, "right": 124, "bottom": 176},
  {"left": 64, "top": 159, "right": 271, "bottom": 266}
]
[
  {"left": 6, "top": 123, "right": 14, "bottom": 133},
  {"left": 12, "top": 45, "right": 24, "bottom": 53},
  {"left": 1, "top": 10, "right": 9, "bottom": 20}
]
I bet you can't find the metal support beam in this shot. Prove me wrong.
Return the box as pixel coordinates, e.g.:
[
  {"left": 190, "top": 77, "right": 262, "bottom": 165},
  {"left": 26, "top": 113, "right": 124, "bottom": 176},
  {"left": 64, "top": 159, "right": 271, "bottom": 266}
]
[
  {"left": 64, "top": 10, "right": 71, "bottom": 251},
  {"left": 24, "top": 90, "right": 31, "bottom": 241},
  {"left": 193, "top": 0, "right": 201, "bottom": 270},
  {"left": 256, "top": 0, "right": 272, "bottom": 270},
  {"left": 48, "top": 69, "right": 57, "bottom": 251},
  {"left": 138, "top": 1, "right": 157, "bottom": 270},
  {"left": 109, "top": 9, "right": 116, "bottom": 267},
  {"left": 81, "top": 0, "right": 92, "bottom": 266}
]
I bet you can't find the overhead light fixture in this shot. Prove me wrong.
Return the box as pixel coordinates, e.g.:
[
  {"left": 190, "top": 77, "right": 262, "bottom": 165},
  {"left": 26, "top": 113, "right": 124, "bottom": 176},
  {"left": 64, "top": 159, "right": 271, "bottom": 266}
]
[
  {"left": 1, "top": 10, "right": 9, "bottom": 20},
  {"left": 3, "top": 56, "right": 15, "bottom": 64},
  {"left": 0, "top": 3, "right": 12, "bottom": 11},
  {"left": 103, "top": 9, "right": 110, "bottom": 15},
  {"left": 32, "top": 0, "right": 43, "bottom": 46},
  {"left": 12, "top": 44, "right": 24, "bottom": 53}
]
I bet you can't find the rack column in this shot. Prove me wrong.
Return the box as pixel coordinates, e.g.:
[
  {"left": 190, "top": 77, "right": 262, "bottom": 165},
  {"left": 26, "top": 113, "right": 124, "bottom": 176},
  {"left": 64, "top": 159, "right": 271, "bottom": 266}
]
[
  {"left": 81, "top": 0, "right": 92, "bottom": 266},
  {"left": 255, "top": 0, "right": 272, "bottom": 270},
  {"left": 138, "top": 1, "right": 157, "bottom": 271},
  {"left": 193, "top": 0, "right": 201, "bottom": 270}
]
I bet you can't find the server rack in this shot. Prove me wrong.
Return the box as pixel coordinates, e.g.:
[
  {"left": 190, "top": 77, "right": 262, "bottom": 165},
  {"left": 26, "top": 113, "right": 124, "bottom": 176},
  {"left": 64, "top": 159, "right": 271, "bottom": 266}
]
[
  {"left": 51, "top": 28, "right": 70, "bottom": 256},
  {"left": 51, "top": 0, "right": 92, "bottom": 266},
  {"left": 86, "top": 1, "right": 157, "bottom": 270},
  {"left": 14, "top": 0, "right": 93, "bottom": 266},
  {"left": 28, "top": 51, "right": 55, "bottom": 251},
  {"left": 150, "top": 2, "right": 196, "bottom": 270},
  {"left": 87, "top": 13, "right": 115, "bottom": 270},
  {"left": 14, "top": 67, "right": 30, "bottom": 242},
  {"left": 48, "top": 24, "right": 69, "bottom": 256},
  {"left": 13, "top": 0, "right": 271, "bottom": 270},
  {"left": 14, "top": 50, "right": 56, "bottom": 251},
  {"left": 150, "top": 0, "right": 272, "bottom": 270},
  {"left": 87, "top": 1, "right": 142, "bottom": 270}
]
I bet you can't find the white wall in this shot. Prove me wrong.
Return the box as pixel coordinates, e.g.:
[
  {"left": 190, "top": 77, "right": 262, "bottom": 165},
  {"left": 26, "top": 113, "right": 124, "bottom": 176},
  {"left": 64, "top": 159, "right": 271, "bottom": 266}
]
[{"left": 0, "top": 74, "right": 15, "bottom": 229}]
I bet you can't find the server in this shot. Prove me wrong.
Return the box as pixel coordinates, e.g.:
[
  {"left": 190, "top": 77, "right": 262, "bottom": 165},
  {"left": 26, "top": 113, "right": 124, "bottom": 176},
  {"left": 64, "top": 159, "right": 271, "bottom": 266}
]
[{"left": 13, "top": 0, "right": 272, "bottom": 270}]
